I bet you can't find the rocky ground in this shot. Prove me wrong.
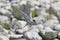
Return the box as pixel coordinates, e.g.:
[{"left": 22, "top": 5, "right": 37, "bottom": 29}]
[{"left": 0, "top": 0, "right": 60, "bottom": 40}]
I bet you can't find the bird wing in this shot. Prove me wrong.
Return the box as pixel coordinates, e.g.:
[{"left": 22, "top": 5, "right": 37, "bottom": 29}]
[
  {"left": 11, "top": 5, "right": 33, "bottom": 24},
  {"left": 23, "top": 5, "right": 31, "bottom": 18}
]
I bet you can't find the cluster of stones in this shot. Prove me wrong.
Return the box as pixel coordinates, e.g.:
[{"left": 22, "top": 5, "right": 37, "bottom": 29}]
[{"left": 0, "top": 0, "right": 60, "bottom": 40}]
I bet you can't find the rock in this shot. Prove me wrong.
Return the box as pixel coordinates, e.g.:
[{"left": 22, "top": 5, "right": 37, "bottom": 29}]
[
  {"left": 20, "top": 0, "right": 27, "bottom": 5},
  {"left": 4, "top": 2, "right": 12, "bottom": 10},
  {"left": 0, "top": 25, "right": 4, "bottom": 32},
  {"left": 0, "top": 35, "right": 9, "bottom": 40},
  {"left": 11, "top": 18, "right": 28, "bottom": 34},
  {"left": 58, "top": 32, "right": 60, "bottom": 38},
  {"left": 9, "top": 34, "right": 23, "bottom": 38},
  {"left": 44, "top": 19, "right": 59, "bottom": 29},
  {"left": 55, "top": 24, "right": 60, "bottom": 31},
  {"left": 53, "top": 38, "right": 59, "bottom": 40},
  {"left": 41, "top": 27, "right": 58, "bottom": 40},
  {"left": 9, "top": 38, "right": 27, "bottom": 40},
  {"left": 45, "top": 31, "right": 57, "bottom": 39},
  {"left": 0, "top": 0, "right": 60, "bottom": 40},
  {"left": 0, "top": 25, "right": 9, "bottom": 34},
  {"left": 23, "top": 24, "right": 43, "bottom": 40},
  {"left": 36, "top": 7, "right": 49, "bottom": 16},
  {"left": 0, "top": 9, "right": 12, "bottom": 15},
  {"left": 52, "top": 2, "right": 60, "bottom": 11},
  {"left": 11, "top": 18, "right": 27, "bottom": 29},
  {"left": 0, "top": 15, "right": 10, "bottom": 24},
  {"left": 0, "top": 27, "right": 9, "bottom": 40},
  {"left": 31, "top": 24, "right": 44, "bottom": 32},
  {"left": 16, "top": 21, "right": 27, "bottom": 29},
  {"left": 24, "top": 31, "right": 42, "bottom": 40}
]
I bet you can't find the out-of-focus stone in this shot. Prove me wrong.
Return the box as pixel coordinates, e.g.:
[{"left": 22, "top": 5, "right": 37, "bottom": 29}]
[
  {"left": 55, "top": 24, "right": 60, "bottom": 31},
  {"left": 53, "top": 38, "right": 59, "bottom": 40},
  {"left": 44, "top": 19, "right": 59, "bottom": 29},
  {"left": 58, "top": 32, "right": 60, "bottom": 38},
  {"left": 0, "top": 35, "right": 9, "bottom": 40},
  {"left": 0, "top": 9, "right": 12, "bottom": 15},
  {"left": 0, "top": 15, "right": 10, "bottom": 24}
]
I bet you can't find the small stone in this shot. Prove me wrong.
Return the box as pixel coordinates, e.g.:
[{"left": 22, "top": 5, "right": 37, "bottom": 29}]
[{"left": 53, "top": 38, "right": 59, "bottom": 40}]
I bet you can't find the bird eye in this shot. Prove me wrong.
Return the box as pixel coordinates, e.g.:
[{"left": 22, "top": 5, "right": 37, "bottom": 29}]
[
  {"left": 33, "top": 20, "right": 35, "bottom": 22},
  {"left": 38, "top": 5, "right": 42, "bottom": 7}
]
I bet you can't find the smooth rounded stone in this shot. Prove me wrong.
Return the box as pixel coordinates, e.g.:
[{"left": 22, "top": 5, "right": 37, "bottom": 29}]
[
  {"left": 44, "top": 4, "right": 50, "bottom": 10},
  {"left": 39, "top": 0, "right": 54, "bottom": 10},
  {"left": 0, "top": 15, "right": 10, "bottom": 24},
  {"left": 55, "top": 24, "right": 60, "bottom": 31},
  {"left": 11, "top": 20, "right": 28, "bottom": 34},
  {"left": 9, "top": 33, "right": 26, "bottom": 40},
  {"left": 57, "top": 11, "right": 60, "bottom": 19},
  {"left": 0, "top": 38, "right": 2, "bottom": 40},
  {"left": 28, "top": 0, "right": 40, "bottom": 7},
  {"left": 53, "top": 38, "right": 59, "bottom": 40},
  {"left": 39, "top": 0, "right": 54, "bottom": 4},
  {"left": 41, "top": 27, "right": 58, "bottom": 40},
  {"left": 0, "top": 9, "right": 12, "bottom": 15},
  {"left": 16, "top": 21, "right": 27, "bottom": 28},
  {"left": 31, "top": 24, "right": 44, "bottom": 32},
  {"left": 48, "top": 15, "right": 58, "bottom": 20},
  {"left": 45, "top": 31, "right": 57, "bottom": 39},
  {"left": 52, "top": 2, "right": 60, "bottom": 11},
  {"left": 0, "top": 35, "right": 9, "bottom": 40},
  {"left": 24, "top": 30, "right": 42, "bottom": 40},
  {"left": 24, "top": 25, "right": 43, "bottom": 40},
  {"left": 10, "top": 18, "right": 17, "bottom": 32},
  {"left": 0, "top": 25, "right": 4, "bottom": 32},
  {"left": 4, "top": 3, "right": 12, "bottom": 10},
  {"left": 11, "top": 18, "right": 27, "bottom": 29},
  {"left": 9, "top": 34, "right": 23, "bottom": 38},
  {"left": 0, "top": 0, "right": 6, "bottom": 2},
  {"left": 0, "top": 2, "right": 3, "bottom": 5},
  {"left": 0, "top": 25, "right": 9, "bottom": 36},
  {"left": 57, "top": 32, "right": 60, "bottom": 38},
  {"left": 20, "top": 0, "right": 27, "bottom": 5},
  {"left": 11, "top": 19, "right": 27, "bottom": 33},
  {"left": 36, "top": 7, "right": 49, "bottom": 16},
  {"left": 10, "top": 38, "right": 27, "bottom": 40},
  {"left": 0, "top": 25, "right": 9, "bottom": 34},
  {"left": 44, "top": 19, "right": 59, "bottom": 29}
]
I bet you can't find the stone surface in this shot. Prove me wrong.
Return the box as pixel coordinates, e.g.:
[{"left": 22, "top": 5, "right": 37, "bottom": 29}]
[
  {"left": 24, "top": 31, "right": 42, "bottom": 40},
  {"left": 41, "top": 27, "right": 58, "bottom": 40},
  {"left": 0, "top": 15, "right": 10, "bottom": 24},
  {"left": 0, "top": 0, "right": 60, "bottom": 40}
]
